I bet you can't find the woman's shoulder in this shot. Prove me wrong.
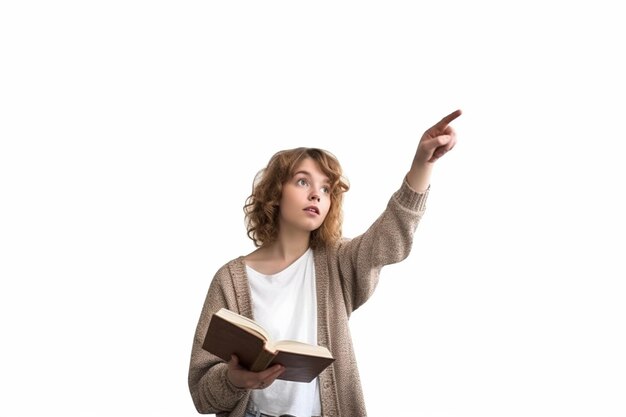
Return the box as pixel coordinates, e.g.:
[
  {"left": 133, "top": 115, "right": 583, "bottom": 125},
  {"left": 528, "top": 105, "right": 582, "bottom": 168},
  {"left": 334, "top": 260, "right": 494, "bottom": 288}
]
[
  {"left": 211, "top": 255, "right": 246, "bottom": 280},
  {"left": 313, "top": 238, "right": 350, "bottom": 259},
  {"left": 242, "top": 246, "right": 264, "bottom": 263}
]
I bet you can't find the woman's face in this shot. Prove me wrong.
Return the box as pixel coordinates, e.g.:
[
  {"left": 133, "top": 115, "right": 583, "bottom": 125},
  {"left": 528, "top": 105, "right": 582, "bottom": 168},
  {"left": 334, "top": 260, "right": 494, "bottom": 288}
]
[{"left": 278, "top": 157, "right": 331, "bottom": 235}]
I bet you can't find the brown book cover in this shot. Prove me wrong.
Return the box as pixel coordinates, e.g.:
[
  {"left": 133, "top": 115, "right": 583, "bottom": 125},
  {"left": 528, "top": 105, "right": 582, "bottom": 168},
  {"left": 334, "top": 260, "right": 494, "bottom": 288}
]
[{"left": 202, "top": 308, "right": 335, "bottom": 383}]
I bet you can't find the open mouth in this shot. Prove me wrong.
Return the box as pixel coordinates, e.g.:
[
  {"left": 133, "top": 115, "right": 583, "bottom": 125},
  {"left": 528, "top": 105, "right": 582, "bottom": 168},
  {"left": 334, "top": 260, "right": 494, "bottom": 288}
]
[{"left": 304, "top": 206, "right": 320, "bottom": 215}]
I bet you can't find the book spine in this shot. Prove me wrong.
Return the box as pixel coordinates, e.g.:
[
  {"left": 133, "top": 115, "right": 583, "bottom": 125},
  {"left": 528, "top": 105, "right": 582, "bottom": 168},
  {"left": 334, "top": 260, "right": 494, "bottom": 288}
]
[{"left": 251, "top": 349, "right": 276, "bottom": 372}]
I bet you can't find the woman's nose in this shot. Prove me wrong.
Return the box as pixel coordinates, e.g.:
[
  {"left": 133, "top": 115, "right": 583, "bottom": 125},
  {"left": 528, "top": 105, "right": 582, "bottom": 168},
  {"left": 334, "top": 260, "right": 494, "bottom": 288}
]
[{"left": 309, "top": 193, "right": 320, "bottom": 202}]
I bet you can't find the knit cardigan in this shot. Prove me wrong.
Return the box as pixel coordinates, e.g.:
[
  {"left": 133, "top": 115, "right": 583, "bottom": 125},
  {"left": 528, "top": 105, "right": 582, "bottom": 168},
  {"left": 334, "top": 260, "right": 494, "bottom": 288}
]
[{"left": 188, "top": 178, "right": 429, "bottom": 417}]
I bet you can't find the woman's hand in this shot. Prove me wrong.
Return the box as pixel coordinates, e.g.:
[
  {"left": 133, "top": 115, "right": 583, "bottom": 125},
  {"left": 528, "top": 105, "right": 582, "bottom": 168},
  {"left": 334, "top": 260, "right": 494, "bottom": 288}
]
[
  {"left": 407, "top": 109, "right": 462, "bottom": 191},
  {"left": 414, "top": 109, "right": 462, "bottom": 164},
  {"left": 226, "top": 355, "right": 285, "bottom": 390}
]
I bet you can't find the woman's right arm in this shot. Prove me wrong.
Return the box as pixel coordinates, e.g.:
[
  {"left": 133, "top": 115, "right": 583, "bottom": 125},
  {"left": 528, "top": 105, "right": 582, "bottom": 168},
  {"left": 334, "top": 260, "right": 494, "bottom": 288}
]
[
  {"left": 188, "top": 273, "right": 249, "bottom": 414},
  {"left": 188, "top": 266, "right": 285, "bottom": 414}
]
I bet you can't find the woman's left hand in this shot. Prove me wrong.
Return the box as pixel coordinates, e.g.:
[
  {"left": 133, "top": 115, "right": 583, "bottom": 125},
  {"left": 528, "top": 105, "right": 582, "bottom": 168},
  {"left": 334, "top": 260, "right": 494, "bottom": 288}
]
[
  {"left": 413, "top": 109, "right": 462, "bottom": 165},
  {"left": 406, "top": 109, "right": 462, "bottom": 192}
]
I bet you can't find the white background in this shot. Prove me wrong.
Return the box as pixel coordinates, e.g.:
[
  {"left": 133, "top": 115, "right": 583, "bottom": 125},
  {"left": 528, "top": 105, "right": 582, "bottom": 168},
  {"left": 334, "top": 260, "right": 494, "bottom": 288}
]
[{"left": 1, "top": 1, "right": 625, "bottom": 416}]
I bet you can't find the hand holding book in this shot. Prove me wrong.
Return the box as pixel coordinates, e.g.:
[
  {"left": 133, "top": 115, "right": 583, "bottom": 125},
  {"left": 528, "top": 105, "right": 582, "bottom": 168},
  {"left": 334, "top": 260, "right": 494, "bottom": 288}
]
[
  {"left": 203, "top": 308, "right": 335, "bottom": 383},
  {"left": 226, "top": 354, "right": 285, "bottom": 390}
]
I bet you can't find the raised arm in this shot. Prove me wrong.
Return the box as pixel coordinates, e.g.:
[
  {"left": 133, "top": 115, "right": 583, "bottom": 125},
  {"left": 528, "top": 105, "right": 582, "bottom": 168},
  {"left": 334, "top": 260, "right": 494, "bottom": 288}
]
[
  {"left": 332, "top": 109, "right": 463, "bottom": 312},
  {"left": 407, "top": 109, "right": 462, "bottom": 192}
]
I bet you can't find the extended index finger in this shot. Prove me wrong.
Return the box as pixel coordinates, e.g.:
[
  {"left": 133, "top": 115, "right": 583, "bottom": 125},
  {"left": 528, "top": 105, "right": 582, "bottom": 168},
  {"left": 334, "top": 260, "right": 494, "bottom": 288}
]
[{"left": 434, "top": 109, "right": 462, "bottom": 130}]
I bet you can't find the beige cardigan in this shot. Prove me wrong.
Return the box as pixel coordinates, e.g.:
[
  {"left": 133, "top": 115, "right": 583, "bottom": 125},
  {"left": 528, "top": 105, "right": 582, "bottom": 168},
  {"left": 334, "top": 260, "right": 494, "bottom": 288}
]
[{"left": 188, "top": 178, "right": 429, "bottom": 417}]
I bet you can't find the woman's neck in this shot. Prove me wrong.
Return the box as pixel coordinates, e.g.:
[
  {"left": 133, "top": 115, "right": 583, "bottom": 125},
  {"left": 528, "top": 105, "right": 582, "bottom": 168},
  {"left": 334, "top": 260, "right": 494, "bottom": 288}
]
[
  {"left": 267, "top": 231, "right": 311, "bottom": 263},
  {"left": 245, "top": 234, "right": 311, "bottom": 275}
]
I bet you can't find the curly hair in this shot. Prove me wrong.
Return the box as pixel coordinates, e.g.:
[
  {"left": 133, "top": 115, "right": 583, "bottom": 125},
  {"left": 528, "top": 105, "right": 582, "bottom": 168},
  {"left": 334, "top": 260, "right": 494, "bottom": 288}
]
[{"left": 244, "top": 147, "right": 350, "bottom": 248}]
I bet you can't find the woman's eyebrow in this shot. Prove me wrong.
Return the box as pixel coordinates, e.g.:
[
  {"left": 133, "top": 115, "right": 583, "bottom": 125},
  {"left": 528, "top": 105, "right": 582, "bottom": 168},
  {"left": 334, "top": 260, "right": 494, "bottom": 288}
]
[{"left": 293, "top": 170, "right": 330, "bottom": 184}]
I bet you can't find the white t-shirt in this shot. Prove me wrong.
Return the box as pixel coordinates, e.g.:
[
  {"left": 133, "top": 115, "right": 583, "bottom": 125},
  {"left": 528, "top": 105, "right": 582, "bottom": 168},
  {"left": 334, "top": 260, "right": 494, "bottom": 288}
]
[{"left": 246, "top": 248, "right": 321, "bottom": 416}]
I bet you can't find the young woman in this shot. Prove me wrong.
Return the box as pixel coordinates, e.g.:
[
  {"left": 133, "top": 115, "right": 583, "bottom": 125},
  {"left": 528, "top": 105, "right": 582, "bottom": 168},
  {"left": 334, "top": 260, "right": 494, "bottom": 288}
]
[{"left": 188, "top": 110, "right": 462, "bottom": 417}]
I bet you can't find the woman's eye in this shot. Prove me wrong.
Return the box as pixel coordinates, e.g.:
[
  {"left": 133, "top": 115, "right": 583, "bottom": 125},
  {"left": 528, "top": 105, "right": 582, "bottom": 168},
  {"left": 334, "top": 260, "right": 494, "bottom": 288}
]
[
  {"left": 297, "top": 178, "right": 308, "bottom": 186},
  {"left": 321, "top": 186, "right": 330, "bottom": 194}
]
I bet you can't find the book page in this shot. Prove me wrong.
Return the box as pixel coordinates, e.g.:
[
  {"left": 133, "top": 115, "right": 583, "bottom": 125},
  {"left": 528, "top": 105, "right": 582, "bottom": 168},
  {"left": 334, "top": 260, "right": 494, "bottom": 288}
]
[
  {"left": 215, "top": 308, "right": 271, "bottom": 342},
  {"left": 269, "top": 339, "right": 333, "bottom": 358}
]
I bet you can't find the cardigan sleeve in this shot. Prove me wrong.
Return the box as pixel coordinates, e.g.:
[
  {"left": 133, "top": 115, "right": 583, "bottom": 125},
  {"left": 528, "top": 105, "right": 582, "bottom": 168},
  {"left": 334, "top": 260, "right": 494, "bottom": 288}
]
[
  {"left": 335, "top": 177, "right": 429, "bottom": 314},
  {"left": 188, "top": 266, "right": 250, "bottom": 414}
]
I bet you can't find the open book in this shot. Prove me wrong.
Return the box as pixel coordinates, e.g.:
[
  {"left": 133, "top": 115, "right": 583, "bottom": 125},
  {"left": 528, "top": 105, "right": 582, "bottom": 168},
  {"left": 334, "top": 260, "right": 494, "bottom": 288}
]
[{"left": 202, "top": 308, "right": 334, "bottom": 383}]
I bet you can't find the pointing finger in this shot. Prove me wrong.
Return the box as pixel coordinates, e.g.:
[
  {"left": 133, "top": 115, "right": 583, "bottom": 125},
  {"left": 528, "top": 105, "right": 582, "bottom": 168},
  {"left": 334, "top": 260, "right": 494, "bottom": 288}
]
[{"left": 433, "top": 109, "right": 462, "bottom": 130}]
